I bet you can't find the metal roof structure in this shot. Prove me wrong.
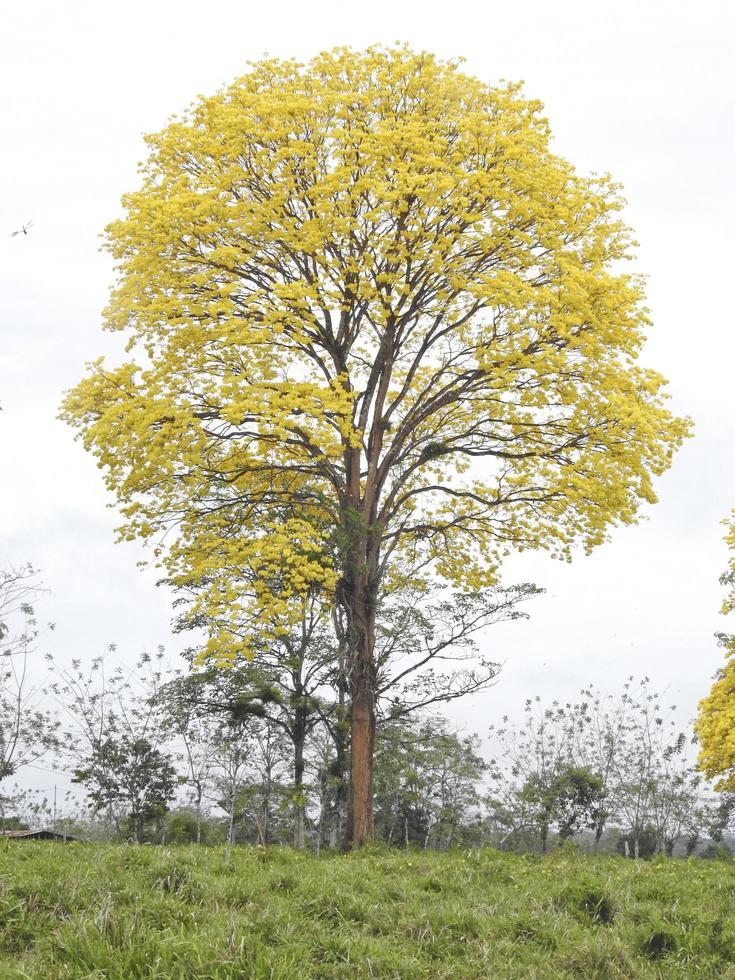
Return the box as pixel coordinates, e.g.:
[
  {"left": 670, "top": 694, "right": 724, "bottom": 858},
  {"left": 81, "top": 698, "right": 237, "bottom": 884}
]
[{"left": 1, "top": 829, "right": 79, "bottom": 842}]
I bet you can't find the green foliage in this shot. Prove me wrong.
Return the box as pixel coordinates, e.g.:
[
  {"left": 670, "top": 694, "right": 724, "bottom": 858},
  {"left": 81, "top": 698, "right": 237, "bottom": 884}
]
[
  {"left": 701, "top": 842, "right": 733, "bottom": 861},
  {"left": 0, "top": 812, "right": 28, "bottom": 832},
  {"left": 520, "top": 767, "right": 606, "bottom": 851},
  {"left": 2, "top": 845, "right": 735, "bottom": 977},
  {"left": 0, "top": 566, "right": 60, "bottom": 784},
  {"left": 373, "top": 715, "right": 486, "bottom": 848},
  {"left": 165, "top": 810, "right": 210, "bottom": 844},
  {"left": 548, "top": 769, "right": 607, "bottom": 840},
  {"left": 615, "top": 826, "right": 659, "bottom": 860},
  {"left": 488, "top": 679, "right": 706, "bottom": 856},
  {"left": 73, "top": 735, "right": 179, "bottom": 842}
]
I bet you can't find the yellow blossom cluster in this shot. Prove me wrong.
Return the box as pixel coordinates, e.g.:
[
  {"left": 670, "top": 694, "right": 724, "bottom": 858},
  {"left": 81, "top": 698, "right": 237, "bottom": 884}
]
[{"left": 61, "top": 46, "right": 689, "bottom": 661}]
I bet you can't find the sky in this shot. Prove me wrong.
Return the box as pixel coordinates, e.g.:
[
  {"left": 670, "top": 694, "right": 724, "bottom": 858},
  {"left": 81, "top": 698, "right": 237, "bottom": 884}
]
[{"left": 1, "top": 0, "right": 734, "bottom": 794}]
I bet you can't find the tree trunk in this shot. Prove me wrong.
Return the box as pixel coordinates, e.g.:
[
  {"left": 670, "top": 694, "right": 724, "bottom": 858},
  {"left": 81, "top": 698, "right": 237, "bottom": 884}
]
[
  {"left": 293, "top": 709, "right": 306, "bottom": 850},
  {"left": 349, "top": 654, "right": 376, "bottom": 846},
  {"left": 293, "top": 803, "right": 305, "bottom": 850},
  {"left": 225, "top": 787, "right": 236, "bottom": 866},
  {"left": 593, "top": 818, "right": 605, "bottom": 854},
  {"left": 260, "top": 743, "right": 275, "bottom": 847},
  {"left": 332, "top": 630, "right": 350, "bottom": 848},
  {"left": 320, "top": 714, "right": 349, "bottom": 850},
  {"left": 195, "top": 785, "right": 202, "bottom": 845},
  {"left": 342, "top": 438, "right": 382, "bottom": 848},
  {"left": 341, "top": 530, "right": 378, "bottom": 848}
]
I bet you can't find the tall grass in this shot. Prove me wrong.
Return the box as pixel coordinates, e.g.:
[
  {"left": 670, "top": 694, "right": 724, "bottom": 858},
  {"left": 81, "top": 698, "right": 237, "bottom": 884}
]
[{"left": 1, "top": 844, "right": 735, "bottom": 977}]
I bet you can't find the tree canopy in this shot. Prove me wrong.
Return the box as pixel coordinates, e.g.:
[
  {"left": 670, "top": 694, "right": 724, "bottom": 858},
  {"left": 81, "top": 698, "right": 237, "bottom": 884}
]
[{"left": 62, "top": 46, "right": 689, "bottom": 843}]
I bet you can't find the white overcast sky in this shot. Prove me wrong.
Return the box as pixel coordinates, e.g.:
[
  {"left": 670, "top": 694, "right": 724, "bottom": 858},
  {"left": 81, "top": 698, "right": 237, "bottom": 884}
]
[{"left": 1, "top": 0, "right": 734, "bottom": 773}]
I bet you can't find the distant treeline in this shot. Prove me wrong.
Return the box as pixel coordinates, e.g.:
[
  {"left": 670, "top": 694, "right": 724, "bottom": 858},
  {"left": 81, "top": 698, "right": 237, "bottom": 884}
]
[{"left": 2, "top": 565, "right": 731, "bottom": 856}]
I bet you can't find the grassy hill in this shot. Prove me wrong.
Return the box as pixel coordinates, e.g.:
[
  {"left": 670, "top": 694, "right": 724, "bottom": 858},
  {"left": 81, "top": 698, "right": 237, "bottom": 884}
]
[{"left": 1, "top": 844, "right": 735, "bottom": 978}]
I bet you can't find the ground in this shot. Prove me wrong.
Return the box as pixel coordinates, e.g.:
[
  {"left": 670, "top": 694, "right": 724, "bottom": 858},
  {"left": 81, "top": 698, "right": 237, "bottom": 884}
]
[{"left": 1, "top": 844, "right": 735, "bottom": 978}]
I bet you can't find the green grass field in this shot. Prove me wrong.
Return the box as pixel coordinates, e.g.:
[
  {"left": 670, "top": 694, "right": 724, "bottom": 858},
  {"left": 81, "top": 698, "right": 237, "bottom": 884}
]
[{"left": 1, "top": 844, "right": 735, "bottom": 978}]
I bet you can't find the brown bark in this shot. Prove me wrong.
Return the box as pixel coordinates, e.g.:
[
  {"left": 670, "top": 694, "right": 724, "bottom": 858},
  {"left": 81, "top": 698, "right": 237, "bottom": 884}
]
[
  {"left": 342, "top": 343, "right": 387, "bottom": 846},
  {"left": 342, "top": 485, "right": 379, "bottom": 847},
  {"left": 348, "top": 653, "right": 376, "bottom": 846}
]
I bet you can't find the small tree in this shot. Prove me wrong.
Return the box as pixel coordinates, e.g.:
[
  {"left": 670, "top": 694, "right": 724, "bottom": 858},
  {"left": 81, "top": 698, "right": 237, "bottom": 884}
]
[
  {"left": 155, "top": 669, "right": 218, "bottom": 845},
  {"left": 160, "top": 615, "right": 333, "bottom": 850},
  {"left": 488, "top": 696, "right": 580, "bottom": 849},
  {"left": 51, "top": 648, "right": 178, "bottom": 839},
  {"left": 73, "top": 734, "right": 179, "bottom": 842},
  {"left": 374, "top": 714, "right": 485, "bottom": 848},
  {"left": 647, "top": 748, "right": 702, "bottom": 857},
  {"left": 236, "top": 720, "right": 292, "bottom": 846},
  {"left": 490, "top": 679, "right": 703, "bottom": 855},
  {"left": 523, "top": 767, "right": 605, "bottom": 852},
  {"left": 0, "top": 566, "right": 59, "bottom": 785},
  {"left": 206, "top": 714, "right": 266, "bottom": 860}
]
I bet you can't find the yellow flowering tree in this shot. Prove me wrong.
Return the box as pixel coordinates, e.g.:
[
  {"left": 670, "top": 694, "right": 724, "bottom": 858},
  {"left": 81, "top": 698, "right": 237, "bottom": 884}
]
[
  {"left": 62, "top": 47, "right": 689, "bottom": 845},
  {"left": 697, "top": 512, "right": 735, "bottom": 790}
]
